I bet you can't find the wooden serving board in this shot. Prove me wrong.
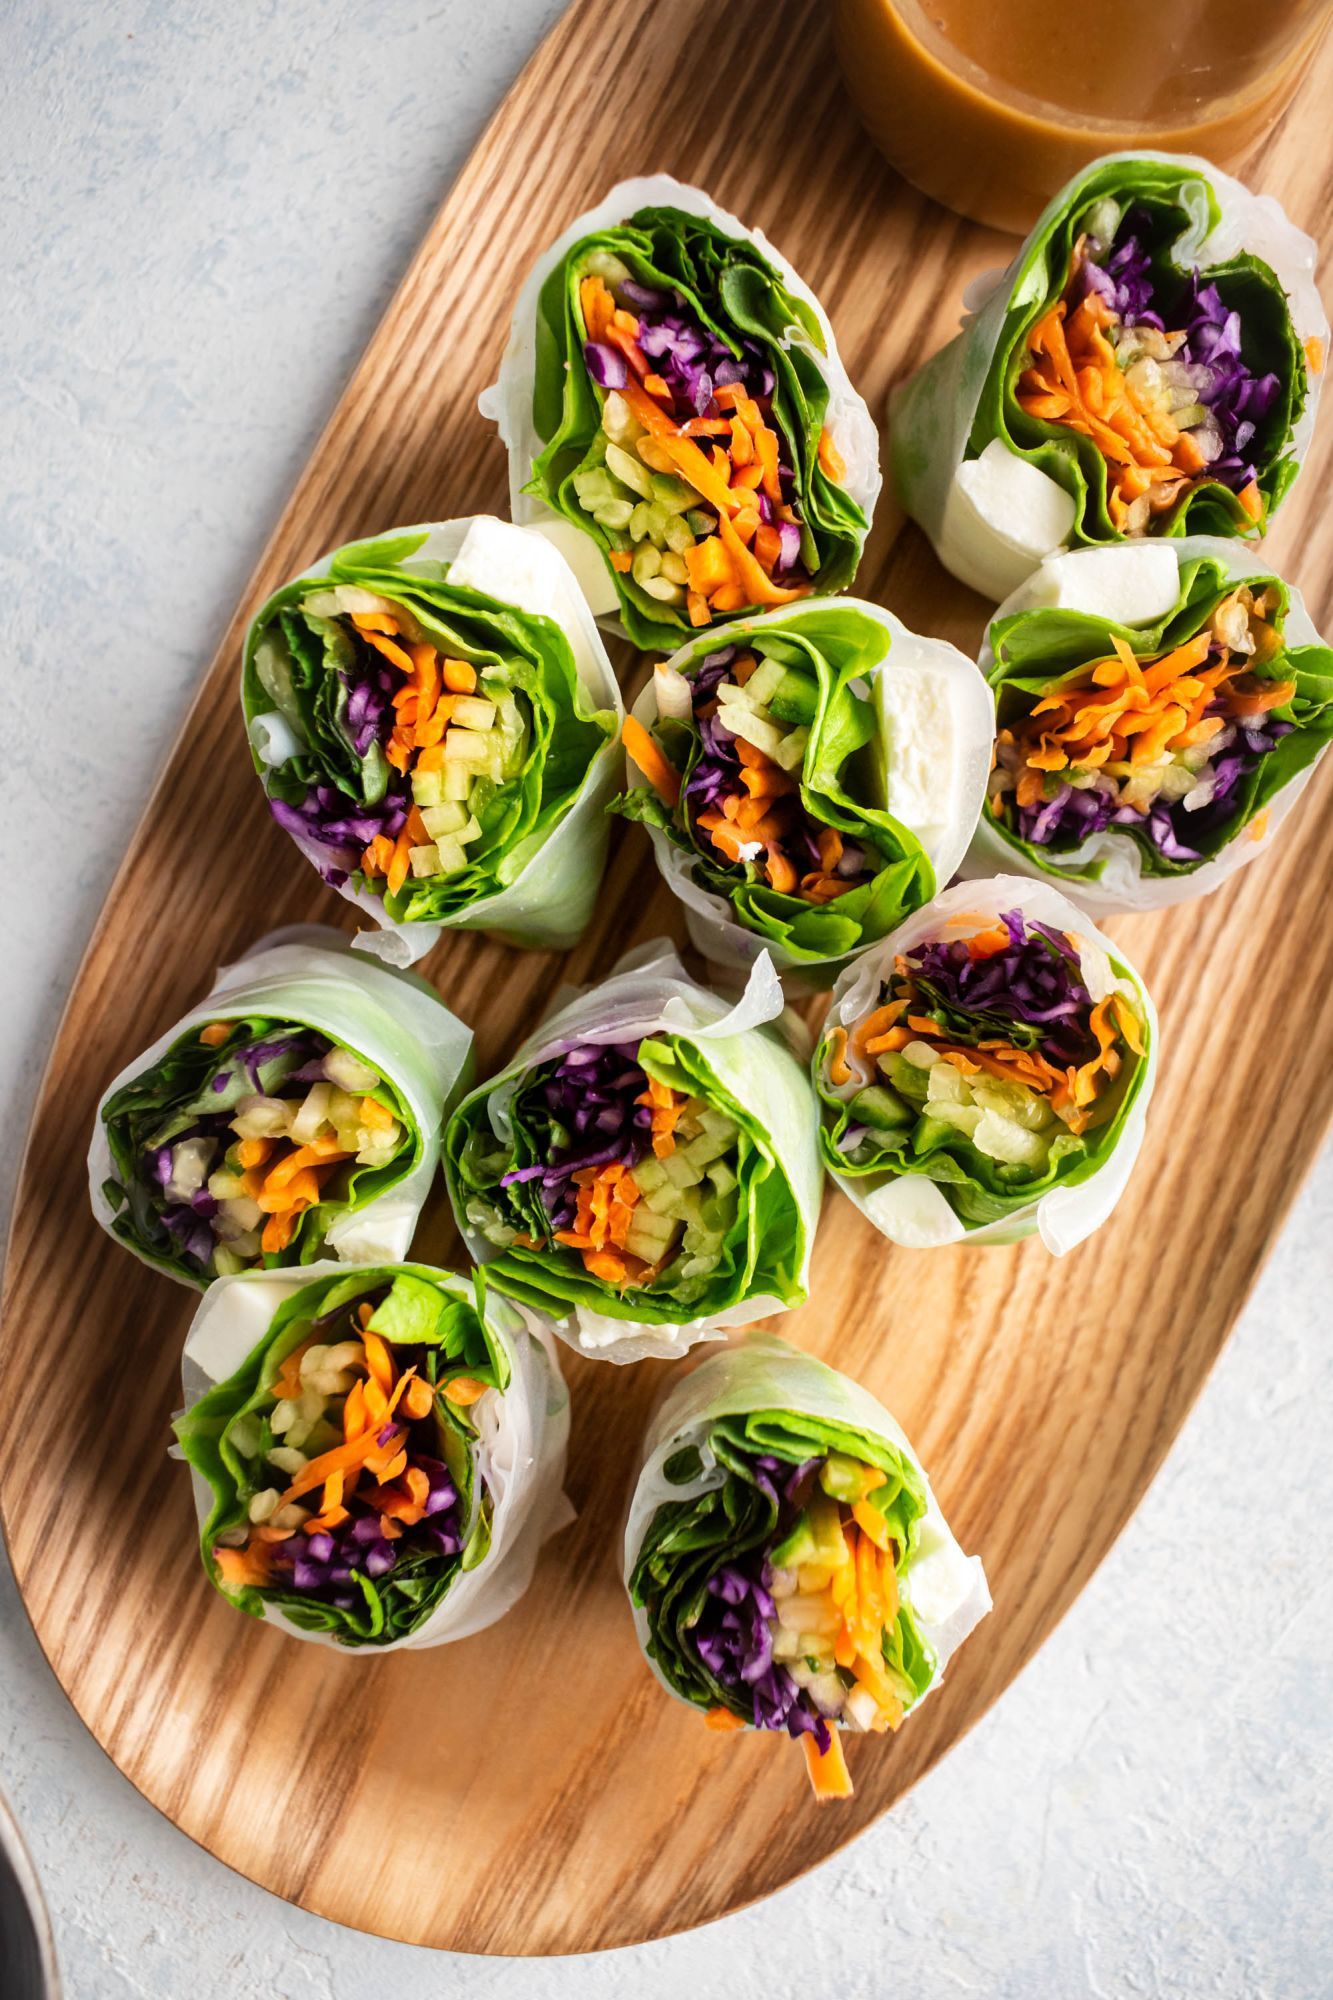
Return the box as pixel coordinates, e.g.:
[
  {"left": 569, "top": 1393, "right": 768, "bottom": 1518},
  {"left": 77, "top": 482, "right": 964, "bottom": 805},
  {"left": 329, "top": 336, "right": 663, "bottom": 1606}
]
[{"left": 3, "top": 0, "right": 1331, "bottom": 1957}]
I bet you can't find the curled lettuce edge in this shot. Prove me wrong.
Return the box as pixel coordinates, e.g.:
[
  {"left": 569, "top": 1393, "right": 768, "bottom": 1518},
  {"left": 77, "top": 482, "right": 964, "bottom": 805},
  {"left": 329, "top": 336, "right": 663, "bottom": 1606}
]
[
  {"left": 889, "top": 150, "right": 1328, "bottom": 598},
  {"left": 174, "top": 1259, "right": 573, "bottom": 1652},
  {"left": 814, "top": 875, "right": 1159, "bottom": 1253},
  {"left": 88, "top": 930, "right": 474, "bottom": 1290},
  {"left": 240, "top": 515, "right": 624, "bottom": 970},
  {"left": 960, "top": 535, "right": 1333, "bottom": 917},
  {"left": 623, "top": 1331, "right": 991, "bottom": 1728},
  {"left": 619, "top": 597, "right": 994, "bottom": 981},
  {"left": 479, "top": 174, "right": 881, "bottom": 647},
  {"left": 441, "top": 941, "right": 825, "bottom": 1364}
]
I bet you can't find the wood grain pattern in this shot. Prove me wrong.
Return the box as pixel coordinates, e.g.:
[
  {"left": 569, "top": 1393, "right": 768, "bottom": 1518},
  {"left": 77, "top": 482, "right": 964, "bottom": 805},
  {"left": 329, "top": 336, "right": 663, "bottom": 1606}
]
[{"left": 3, "top": 0, "right": 1332, "bottom": 1956}]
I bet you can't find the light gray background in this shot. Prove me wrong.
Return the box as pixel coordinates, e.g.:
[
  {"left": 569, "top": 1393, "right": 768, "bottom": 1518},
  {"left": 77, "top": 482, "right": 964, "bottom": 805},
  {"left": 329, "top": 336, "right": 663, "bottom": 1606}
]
[{"left": 2, "top": 5, "right": 1330, "bottom": 1995}]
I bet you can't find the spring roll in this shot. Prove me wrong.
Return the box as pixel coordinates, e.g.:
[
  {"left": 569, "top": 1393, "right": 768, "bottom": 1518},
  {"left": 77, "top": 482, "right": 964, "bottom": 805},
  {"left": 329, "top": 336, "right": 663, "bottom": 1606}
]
[
  {"left": 965, "top": 538, "right": 1333, "bottom": 915},
  {"left": 891, "top": 153, "right": 1327, "bottom": 600},
  {"left": 625, "top": 1331, "right": 989, "bottom": 1800},
  {"left": 91, "top": 931, "right": 472, "bottom": 1287},
  {"left": 444, "top": 945, "right": 823, "bottom": 1364},
  {"left": 613, "top": 600, "right": 993, "bottom": 976},
  {"left": 814, "top": 879, "right": 1156, "bottom": 1252},
  {"left": 481, "top": 175, "right": 879, "bottom": 649},
  {"left": 243, "top": 515, "right": 621, "bottom": 966},
  {"left": 174, "top": 1262, "right": 571, "bottom": 1649}
]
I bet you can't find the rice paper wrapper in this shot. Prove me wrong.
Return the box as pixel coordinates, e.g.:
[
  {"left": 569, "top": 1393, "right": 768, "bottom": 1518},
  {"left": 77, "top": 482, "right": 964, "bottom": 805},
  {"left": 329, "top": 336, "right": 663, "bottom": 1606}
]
[
  {"left": 446, "top": 941, "right": 825, "bottom": 1364},
  {"left": 961, "top": 536, "right": 1331, "bottom": 917},
  {"left": 822, "top": 877, "right": 1158, "bottom": 1253},
  {"left": 625, "top": 599, "right": 994, "bottom": 982},
  {"left": 889, "top": 152, "right": 1328, "bottom": 601},
  {"left": 89, "top": 928, "right": 472, "bottom": 1284},
  {"left": 177, "top": 1261, "right": 573, "bottom": 1652},
  {"left": 244, "top": 515, "right": 624, "bottom": 968},
  {"left": 479, "top": 174, "right": 881, "bottom": 635},
  {"left": 623, "top": 1331, "right": 990, "bottom": 1707}
]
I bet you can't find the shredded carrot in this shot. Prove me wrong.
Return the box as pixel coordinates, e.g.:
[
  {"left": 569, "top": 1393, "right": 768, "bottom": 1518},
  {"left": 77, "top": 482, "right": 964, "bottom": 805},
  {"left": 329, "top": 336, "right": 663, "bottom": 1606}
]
[
  {"left": 442, "top": 1376, "right": 488, "bottom": 1406},
  {"left": 802, "top": 1729, "right": 854, "bottom": 1801},
  {"left": 623, "top": 715, "right": 681, "bottom": 807},
  {"left": 198, "top": 1021, "right": 230, "bottom": 1047},
  {"left": 817, "top": 427, "right": 846, "bottom": 482}
]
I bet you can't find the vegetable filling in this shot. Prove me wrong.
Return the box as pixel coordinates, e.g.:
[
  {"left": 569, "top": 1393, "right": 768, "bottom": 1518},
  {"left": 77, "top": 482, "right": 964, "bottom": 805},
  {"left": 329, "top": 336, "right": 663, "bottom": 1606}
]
[
  {"left": 632, "top": 1425, "right": 935, "bottom": 1800},
  {"left": 261, "top": 587, "right": 530, "bottom": 901},
  {"left": 573, "top": 264, "right": 839, "bottom": 626},
  {"left": 1018, "top": 203, "right": 1292, "bottom": 534},
  {"left": 818, "top": 912, "right": 1147, "bottom": 1222},
  {"left": 461, "top": 1038, "right": 743, "bottom": 1299},
  {"left": 988, "top": 583, "right": 1321, "bottom": 867},
  {"left": 624, "top": 644, "right": 875, "bottom": 904},
  {"left": 201, "top": 1275, "right": 502, "bottom": 1644},
  {"left": 101, "top": 1021, "right": 409, "bottom": 1278}
]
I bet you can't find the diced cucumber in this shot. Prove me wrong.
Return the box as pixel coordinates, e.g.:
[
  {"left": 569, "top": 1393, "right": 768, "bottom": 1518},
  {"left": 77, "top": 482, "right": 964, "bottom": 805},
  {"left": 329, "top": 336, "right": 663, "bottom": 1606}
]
[
  {"left": 768, "top": 669, "right": 819, "bottom": 726},
  {"left": 911, "top": 1115, "right": 961, "bottom": 1155},
  {"left": 411, "top": 768, "right": 444, "bottom": 809},
  {"left": 600, "top": 390, "right": 640, "bottom": 445},
  {"left": 706, "top": 1161, "right": 737, "bottom": 1198},
  {"left": 455, "top": 815, "right": 483, "bottom": 846},
  {"left": 642, "top": 1180, "right": 683, "bottom": 1217},
  {"left": 717, "top": 706, "right": 786, "bottom": 760},
  {"left": 641, "top": 576, "right": 684, "bottom": 603},
  {"left": 696, "top": 1107, "right": 737, "bottom": 1144},
  {"left": 593, "top": 498, "right": 635, "bottom": 533},
  {"left": 451, "top": 696, "right": 496, "bottom": 731},
  {"left": 681, "top": 1128, "right": 732, "bottom": 1170},
  {"left": 659, "top": 551, "right": 689, "bottom": 586},
  {"left": 882, "top": 1052, "right": 930, "bottom": 1103},
  {"left": 771, "top": 1494, "right": 844, "bottom": 1571},
  {"left": 443, "top": 729, "right": 493, "bottom": 766},
  {"left": 649, "top": 472, "right": 697, "bottom": 513},
  {"left": 660, "top": 1149, "right": 705, "bottom": 1190},
  {"left": 850, "top": 1085, "right": 913, "bottom": 1131},
  {"left": 213, "top": 1244, "right": 246, "bottom": 1277},
  {"left": 743, "top": 657, "right": 786, "bottom": 708},
  {"left": 421, "top": 800, "right": 468, "bottom": 839},
  {"left": 630, "top": 1156, "right": 668, "bottom": 1195},
  {"left": 443, "top": 762, "right": 473, "bottom": 802},
  {"left": 408, "top": 842, "right": 440, "bottom": 878},
  {"left": 663, "top": 511, "right": 695, "bottom": 555},
  {"left": 771, "top": 726, "right": 809, "bottom": 773},
  {"left": 686, "top": 508, "right": 716, "bottom": 537},
  {"left": 819, "top": 1453, "right": 882, "bottom": 1503},
  {"left": 632, "top": 543, "right": 662, "bottom": 584},
  {"left": 434, "top": 834, "right": 468, "bottom": 875},
  {"left": 624, "top": 1209, "right": 679, "bottom": 1264},
  {"left": 605, "top": 441, "right": 654, "bottom": 499}
]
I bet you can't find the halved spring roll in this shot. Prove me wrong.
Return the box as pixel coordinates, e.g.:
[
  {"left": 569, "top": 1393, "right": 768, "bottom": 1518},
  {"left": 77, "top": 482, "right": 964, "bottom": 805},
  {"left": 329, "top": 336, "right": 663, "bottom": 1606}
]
[
  {"left": 482, "top": 175, "right": 879, "bottom": 649},
  {"left": 175, "top": 1262, "right": 571, "bottom": 1649},
  {"left": 966, "top": 539, "right": 1333, "bottom": 914},
  {"left": 814, "top": 879, "right": 1157, "bottom": 1252},
  {"left": 614, "top": 600, "right": 994, "bottom": 976},
  {"left": 91, "top": 931, "right": 472, "bottom": 1286},
  {"left": 244, "top": 516, "right": 621, "bottom": 965},
  {"left": 891, "top": 153, "right": 1328, "bottom": 600},
  {"left": 444, "top": 945, "right": 824, "bottom": 1364},
  {"left": 625, "top": 1332, "right": 989, "bottom": 1801}
]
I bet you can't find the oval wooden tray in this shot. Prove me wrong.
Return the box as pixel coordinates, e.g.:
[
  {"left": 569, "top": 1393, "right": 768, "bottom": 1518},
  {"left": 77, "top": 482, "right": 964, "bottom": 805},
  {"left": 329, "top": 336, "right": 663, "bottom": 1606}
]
[{"left": 3, "top": 0, "right": 1332, "bottom": 1957}]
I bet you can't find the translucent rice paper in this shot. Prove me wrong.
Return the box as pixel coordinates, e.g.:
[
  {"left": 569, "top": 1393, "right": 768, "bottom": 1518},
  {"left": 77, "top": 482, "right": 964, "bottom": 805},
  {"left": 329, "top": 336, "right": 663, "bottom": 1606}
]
[
  {"left": 889, "top": 153, "right": 1328, "bottom": 601},
  {"left": 244, "top": 514, "right": 624, "bottom": 968},
  {"left": 624, "top": 598, "right": 995, "bottom": 981},
  {"left": 88, "top": 928, "right": 472, "bottom": 1286},
  {"left": 177, "top": 1262, "right": 573, "bottom": 1652},
  {"left": 961, "top": 536, "right": 1330, "bottom": 917},
  {"left": 822, "top": 877, "right": 1158, "bottom": 1254},
  {"left": 479, "top": 174, "right": 881, "bottom": 632},
  {"left": 448, "top": 941, "right": 825, "bottom": 1364},
  {"left": 623, "top": 1331, "right": 991, "bottom": 1710}
]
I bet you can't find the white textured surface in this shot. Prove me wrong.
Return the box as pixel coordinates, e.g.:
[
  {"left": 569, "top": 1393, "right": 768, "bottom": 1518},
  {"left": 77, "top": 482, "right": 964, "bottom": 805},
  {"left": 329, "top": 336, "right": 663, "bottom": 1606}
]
[{"left": 2, "top": 5, "right": 1330, "bottom": 1993}]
